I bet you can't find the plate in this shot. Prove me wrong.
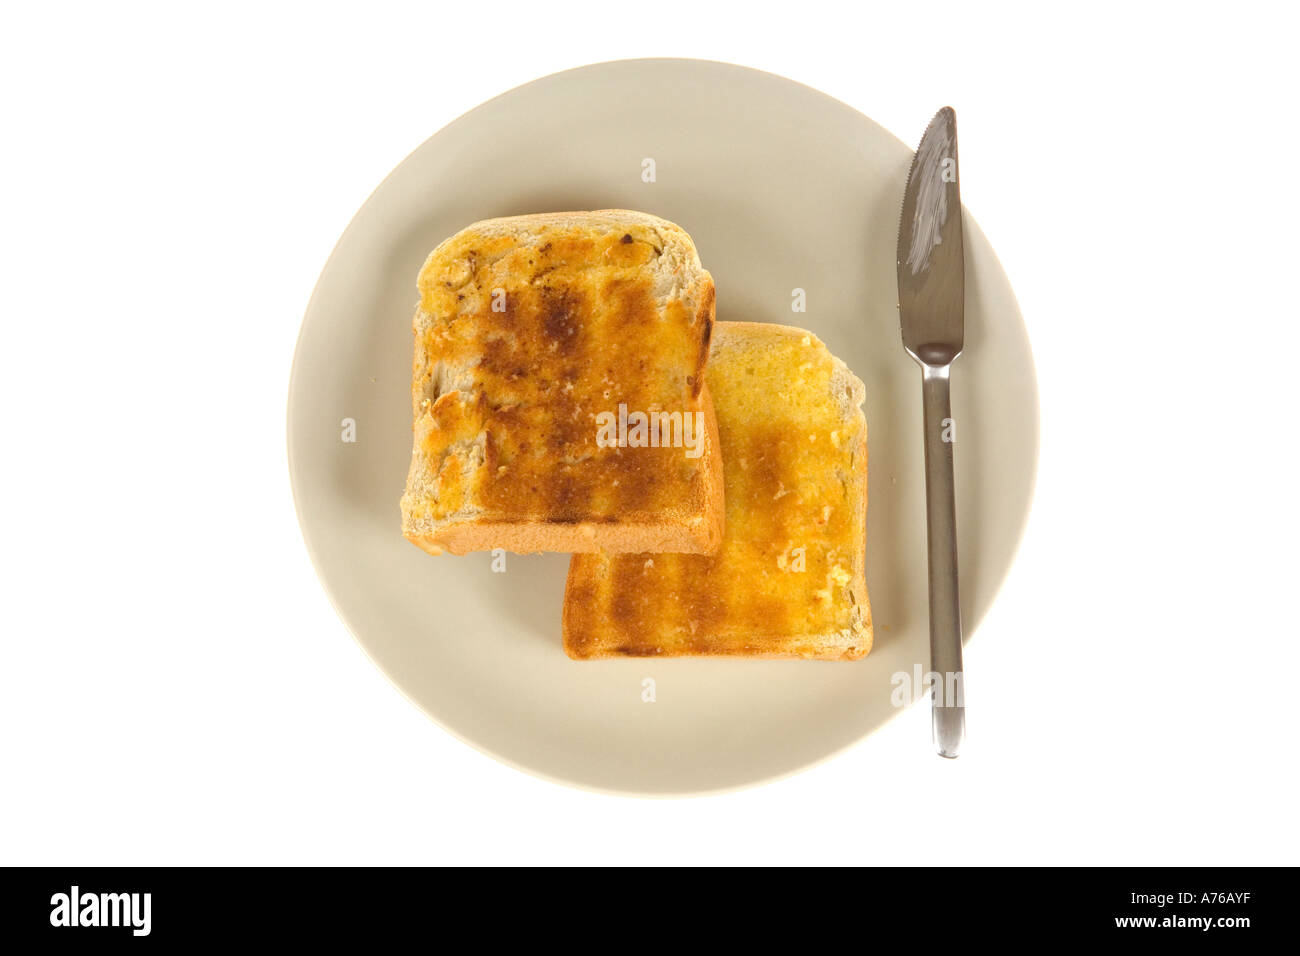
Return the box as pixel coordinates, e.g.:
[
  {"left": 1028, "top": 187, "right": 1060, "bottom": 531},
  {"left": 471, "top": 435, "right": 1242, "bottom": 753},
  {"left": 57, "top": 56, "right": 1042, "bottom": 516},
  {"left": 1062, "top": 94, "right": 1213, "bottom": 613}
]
[{"left": 288, "top": 59, "right": 1038, "bottom": 794}]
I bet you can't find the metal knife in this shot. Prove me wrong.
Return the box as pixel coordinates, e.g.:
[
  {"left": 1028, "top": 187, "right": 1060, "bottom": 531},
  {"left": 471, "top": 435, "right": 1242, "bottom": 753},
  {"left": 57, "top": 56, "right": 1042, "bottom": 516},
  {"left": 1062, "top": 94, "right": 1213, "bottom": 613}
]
[{"left": 896, "top": 107, "right": 966, "bottom": 758}]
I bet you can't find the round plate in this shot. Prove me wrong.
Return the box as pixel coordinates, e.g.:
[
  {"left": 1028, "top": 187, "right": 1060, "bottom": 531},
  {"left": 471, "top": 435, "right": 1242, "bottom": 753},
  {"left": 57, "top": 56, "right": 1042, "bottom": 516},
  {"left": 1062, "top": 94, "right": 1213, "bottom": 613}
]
[{"left": 288, "top": 59, "right": 1038, "bottom": 794}]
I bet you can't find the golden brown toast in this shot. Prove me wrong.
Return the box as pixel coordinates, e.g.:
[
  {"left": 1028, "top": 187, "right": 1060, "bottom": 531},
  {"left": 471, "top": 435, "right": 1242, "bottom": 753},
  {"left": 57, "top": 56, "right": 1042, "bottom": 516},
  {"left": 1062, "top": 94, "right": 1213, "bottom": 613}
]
[
  {"left": 563, "top": 321, "right": 872, "bottom": 660},
  {"left": 400, "top": 211, "right": 724, "bottom": 555}
]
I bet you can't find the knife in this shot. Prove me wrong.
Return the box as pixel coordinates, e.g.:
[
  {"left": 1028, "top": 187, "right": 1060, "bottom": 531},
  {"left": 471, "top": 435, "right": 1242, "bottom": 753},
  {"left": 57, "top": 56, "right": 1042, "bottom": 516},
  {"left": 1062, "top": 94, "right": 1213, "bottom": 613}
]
[{"left": 896, "top": 107, "right": 966, "bottom": 758}]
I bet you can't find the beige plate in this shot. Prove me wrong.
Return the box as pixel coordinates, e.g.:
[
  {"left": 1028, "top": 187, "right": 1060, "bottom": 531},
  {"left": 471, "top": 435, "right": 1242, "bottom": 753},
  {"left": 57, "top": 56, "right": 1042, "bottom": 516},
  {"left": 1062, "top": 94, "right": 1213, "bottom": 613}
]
[{"left": 288, "top": 59, "right": 1038, "bottom": 795}]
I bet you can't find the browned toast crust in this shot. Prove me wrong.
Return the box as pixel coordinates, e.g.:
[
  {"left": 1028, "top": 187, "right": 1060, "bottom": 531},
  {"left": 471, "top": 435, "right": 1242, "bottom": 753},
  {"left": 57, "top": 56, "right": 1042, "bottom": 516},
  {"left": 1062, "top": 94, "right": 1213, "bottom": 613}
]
[
  {"left": 400, "top": 211, "right": 723, "bottom": 554},
  {"left": 563, "top": 322, "right": 871, "bottom": 659}
]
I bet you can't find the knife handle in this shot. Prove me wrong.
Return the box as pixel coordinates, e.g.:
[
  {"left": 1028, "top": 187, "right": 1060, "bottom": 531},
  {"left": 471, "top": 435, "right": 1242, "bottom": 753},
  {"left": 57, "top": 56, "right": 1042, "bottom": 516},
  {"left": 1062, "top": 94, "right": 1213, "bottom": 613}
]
[{"left": 920, "top": 362, "right": 965, "bottom": 757}]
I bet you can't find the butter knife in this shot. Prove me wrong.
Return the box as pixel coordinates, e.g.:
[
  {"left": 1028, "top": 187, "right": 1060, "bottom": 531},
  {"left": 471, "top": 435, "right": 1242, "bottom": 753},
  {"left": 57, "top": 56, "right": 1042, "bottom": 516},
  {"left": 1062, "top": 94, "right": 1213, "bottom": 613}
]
[{"left": 896, "top": 107, "right": 966, "bottom": 757}]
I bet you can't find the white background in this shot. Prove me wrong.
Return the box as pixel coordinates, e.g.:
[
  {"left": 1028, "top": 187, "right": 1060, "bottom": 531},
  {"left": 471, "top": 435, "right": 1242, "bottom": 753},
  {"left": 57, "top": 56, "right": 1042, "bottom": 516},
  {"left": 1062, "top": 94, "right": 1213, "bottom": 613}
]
[{"left": 2, "top": 1, "right": 1297, "bottom": 865}]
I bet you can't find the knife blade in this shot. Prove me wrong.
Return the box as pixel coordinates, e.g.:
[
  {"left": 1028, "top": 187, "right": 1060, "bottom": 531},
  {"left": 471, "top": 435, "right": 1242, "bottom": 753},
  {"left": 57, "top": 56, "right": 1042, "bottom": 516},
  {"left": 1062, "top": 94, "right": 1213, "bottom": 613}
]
[{"left": 896, "top": 106, "right": 966, "bottom": 758}]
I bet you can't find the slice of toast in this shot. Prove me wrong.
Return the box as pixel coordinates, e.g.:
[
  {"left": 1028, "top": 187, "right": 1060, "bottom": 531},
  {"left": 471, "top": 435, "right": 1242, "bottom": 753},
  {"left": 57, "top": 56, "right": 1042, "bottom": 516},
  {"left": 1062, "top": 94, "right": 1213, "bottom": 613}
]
[
  {"left": 401, "top": 210, "right": 723, "bottom": 555},
  {"left": 563, "top": 322, "right": 872, "bottom": 660}
]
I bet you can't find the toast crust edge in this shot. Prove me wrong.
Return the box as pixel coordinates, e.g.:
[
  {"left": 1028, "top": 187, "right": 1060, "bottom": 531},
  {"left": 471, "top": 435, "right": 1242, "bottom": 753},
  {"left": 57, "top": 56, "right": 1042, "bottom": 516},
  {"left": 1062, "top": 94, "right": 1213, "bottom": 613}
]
[{"left": 404, "top": 381, "right": 724, "bottom": 556}]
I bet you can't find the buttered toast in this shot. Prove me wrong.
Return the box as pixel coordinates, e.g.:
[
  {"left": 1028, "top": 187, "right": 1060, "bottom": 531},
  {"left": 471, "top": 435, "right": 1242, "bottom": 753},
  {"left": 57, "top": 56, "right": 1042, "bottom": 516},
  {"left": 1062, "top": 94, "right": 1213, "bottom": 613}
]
[
  {"left": 400, "top": 211, "right": 724, "bottom": 555},
  {"left": 563, "top": 322, "right": 872, "bottom": 660}
]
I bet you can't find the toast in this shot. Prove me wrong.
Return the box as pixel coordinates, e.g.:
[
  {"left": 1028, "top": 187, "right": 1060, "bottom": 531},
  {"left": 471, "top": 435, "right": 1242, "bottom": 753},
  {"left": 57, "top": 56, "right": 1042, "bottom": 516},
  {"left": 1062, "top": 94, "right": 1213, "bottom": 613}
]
[
  {"left": 563, "top": 322, "right": 872, "bottom": 660},
  {"left": 400, "top": 211, "right": 724, "bottom": 555}
]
